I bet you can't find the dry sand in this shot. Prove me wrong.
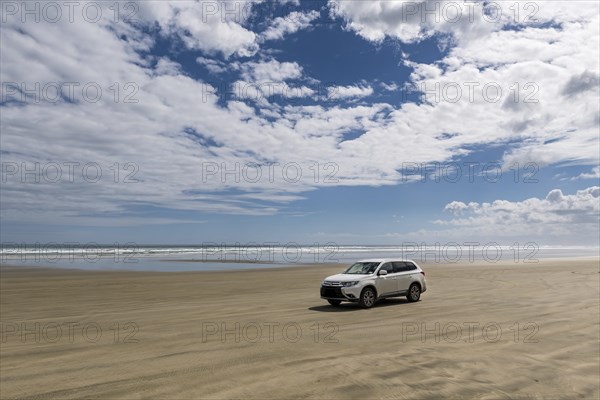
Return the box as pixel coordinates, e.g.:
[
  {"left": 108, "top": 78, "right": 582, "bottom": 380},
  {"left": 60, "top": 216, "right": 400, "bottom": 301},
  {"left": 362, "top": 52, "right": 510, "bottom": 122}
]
[{"left": 1, "top": 259, "right": 599, "bottom": 399}]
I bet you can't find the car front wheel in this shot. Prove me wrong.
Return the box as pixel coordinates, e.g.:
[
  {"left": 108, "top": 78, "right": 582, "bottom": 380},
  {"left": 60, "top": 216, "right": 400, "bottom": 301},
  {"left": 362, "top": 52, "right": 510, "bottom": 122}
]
[
  {"left": 327, "top": 299, "right": 341, "bottom": 306},
  {"left": 407, "top": 283, "right": 421, "bottom": 302},
  {"left": 359, "top": 287, "right": 376, "bottom": 308}
]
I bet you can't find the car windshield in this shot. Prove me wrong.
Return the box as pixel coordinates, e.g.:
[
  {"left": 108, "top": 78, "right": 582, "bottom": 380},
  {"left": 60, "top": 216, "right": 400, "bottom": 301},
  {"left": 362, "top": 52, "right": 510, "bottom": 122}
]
[{"left": 343, "top": 262, "right": 381, "bottom": 275}]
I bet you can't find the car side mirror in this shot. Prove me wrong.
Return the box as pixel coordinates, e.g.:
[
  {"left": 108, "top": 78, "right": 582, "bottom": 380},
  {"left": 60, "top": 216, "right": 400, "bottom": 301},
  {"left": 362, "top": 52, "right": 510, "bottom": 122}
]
[{"left": 378, "top": 270, "right": 388, "bottom": 276}]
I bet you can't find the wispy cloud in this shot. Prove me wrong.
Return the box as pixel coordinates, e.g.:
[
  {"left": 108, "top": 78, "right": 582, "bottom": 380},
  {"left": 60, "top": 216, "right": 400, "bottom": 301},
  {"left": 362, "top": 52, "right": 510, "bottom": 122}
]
[{"left": 260, "top": 10, "right": 321, "bottom": 41}]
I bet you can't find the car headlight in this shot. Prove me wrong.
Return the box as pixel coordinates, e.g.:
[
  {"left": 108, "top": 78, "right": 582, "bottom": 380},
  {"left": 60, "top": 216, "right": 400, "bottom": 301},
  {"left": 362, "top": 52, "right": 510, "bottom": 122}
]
[{"left": 341, "top": 281, "right": 359, "bottom": 287}]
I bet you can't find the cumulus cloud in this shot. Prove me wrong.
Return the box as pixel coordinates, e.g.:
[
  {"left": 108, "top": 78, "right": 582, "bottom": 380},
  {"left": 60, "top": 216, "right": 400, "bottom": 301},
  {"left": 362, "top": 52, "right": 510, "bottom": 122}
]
[
  {"left": 434, "top": 187, "right": 600, "bottom": 240},
  {"left": 328, "top": 0, "right": 495, "bottom": 44},
  {"left": 136, "top": 0, "right": 260, "bottom": 57}
]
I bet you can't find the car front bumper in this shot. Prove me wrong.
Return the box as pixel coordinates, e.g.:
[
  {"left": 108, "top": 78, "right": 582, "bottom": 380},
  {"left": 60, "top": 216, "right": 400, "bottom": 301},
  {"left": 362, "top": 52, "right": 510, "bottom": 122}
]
[{"left": 320, "top": 285, "right": 362, "bottom": 301}]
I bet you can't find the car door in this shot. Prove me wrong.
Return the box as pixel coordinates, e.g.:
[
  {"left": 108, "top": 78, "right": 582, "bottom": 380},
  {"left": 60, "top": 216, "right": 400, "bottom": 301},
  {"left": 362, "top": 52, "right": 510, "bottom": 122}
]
[
  {"left": 394, "top": 262, "right": 416, "bottom": 293},
  {"left": 376, "top": 262, "right": 396, "bottom": 295}
]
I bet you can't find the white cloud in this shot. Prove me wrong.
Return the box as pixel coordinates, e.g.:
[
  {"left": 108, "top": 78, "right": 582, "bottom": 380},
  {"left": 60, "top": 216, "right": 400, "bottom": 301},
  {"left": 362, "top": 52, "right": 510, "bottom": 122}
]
[
  {"left": 154, "top": 58, "right": 182, "bottom": 76},
  {"left": 240, "top": 59, "right": 303, "bottom": 81},
  {"left": 375, "top": 186, "right": 600, "bottom": 245},
  {"left": 384, "top": 2, "right": 600, "bottom": 169},
  {"left": 136, "top": 0, "right": 261, "bottom": 57},
  {"left": 196, "top": 56, "right": 228, "bottom": 74},
  {"left": 572, "top": 166, "right": 600, "bottom": 180},
  {"left": 328, "top": 0, "right": 495, "bottom": 44},
  {"left": 231, "top": 80, "right": 316, "bottom": 103},
  {"left": 327, "top": 85, "right": 374, "bottom": 99},
  {"left": 380, "top": 82, "right": 399, "bottom": 92},
  {"left": 327, "top": 0, "right": 600, "bottom": 170},
  {"left": 433, "top": 187, "right": 600, "bottom": 241},
  {"left": 231, "top": 59, "right": 312, "bottom": 102},
  {"left": 260, "top": 10, "right": 320, "bottom": 41}
]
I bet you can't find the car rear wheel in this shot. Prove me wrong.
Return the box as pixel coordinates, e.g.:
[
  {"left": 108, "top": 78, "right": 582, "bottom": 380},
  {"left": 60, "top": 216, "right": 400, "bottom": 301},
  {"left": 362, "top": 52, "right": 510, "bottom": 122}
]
[
  {"left": 407, "top": 283, "right": 421, "bottom": 302},
  {"left": 359, "top": 287, "right": 376, "bottom": 308},
  {"left": 327, "top": 299, "right": 341, "bottom": 306}
]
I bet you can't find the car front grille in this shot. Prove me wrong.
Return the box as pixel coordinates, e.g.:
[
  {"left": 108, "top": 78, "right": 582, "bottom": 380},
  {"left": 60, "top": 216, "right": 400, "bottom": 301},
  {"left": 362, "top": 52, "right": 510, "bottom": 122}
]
[{"left": 321, "top": 286, "right": 344, "bottom": 298}]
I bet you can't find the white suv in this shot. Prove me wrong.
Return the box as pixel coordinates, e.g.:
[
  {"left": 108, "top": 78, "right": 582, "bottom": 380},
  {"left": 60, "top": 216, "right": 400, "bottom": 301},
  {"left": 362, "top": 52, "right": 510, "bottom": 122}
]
[{"left": 320, "top": 259, "right": 427, "bottom": 308}]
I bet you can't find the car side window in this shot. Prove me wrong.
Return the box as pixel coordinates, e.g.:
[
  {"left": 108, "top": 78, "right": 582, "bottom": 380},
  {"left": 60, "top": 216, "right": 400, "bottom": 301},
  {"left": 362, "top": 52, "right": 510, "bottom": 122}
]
[
  {"left": 393, "top": 262, "right": 417, "bottom": 272},
  {"left": 380, "top": 263, "right": 394, "bottom": 273},
  {"left": 405, "top": 262, "right": 417, "bottom": 271},
  {"left": 392, "top": 262, "right": 405, "bottom": 273}
]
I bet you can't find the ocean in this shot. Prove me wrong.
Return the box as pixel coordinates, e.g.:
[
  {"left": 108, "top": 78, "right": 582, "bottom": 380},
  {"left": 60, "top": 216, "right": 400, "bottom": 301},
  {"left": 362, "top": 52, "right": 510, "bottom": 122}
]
[{"left": 1, "top": 243, "right": 598, "bottom": 271}]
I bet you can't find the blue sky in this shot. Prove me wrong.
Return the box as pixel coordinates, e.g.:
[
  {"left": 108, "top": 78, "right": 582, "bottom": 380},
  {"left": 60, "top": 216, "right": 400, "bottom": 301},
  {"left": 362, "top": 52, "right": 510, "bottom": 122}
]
[{"left": 1, "top": 1, "right": 599, "bottom": 245}]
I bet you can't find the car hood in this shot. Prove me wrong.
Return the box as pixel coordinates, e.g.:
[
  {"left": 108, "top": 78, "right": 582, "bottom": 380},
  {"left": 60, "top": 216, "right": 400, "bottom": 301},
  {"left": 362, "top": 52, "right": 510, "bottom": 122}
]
[{"left": 324, "top": 273, "right": 372, "bottom": 282}]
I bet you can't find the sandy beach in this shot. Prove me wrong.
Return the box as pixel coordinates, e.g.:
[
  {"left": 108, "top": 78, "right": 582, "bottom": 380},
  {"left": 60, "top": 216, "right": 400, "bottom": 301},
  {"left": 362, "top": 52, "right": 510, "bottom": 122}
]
[{"left": 1, "top": 259, "right": 598, "bottom": 399}]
